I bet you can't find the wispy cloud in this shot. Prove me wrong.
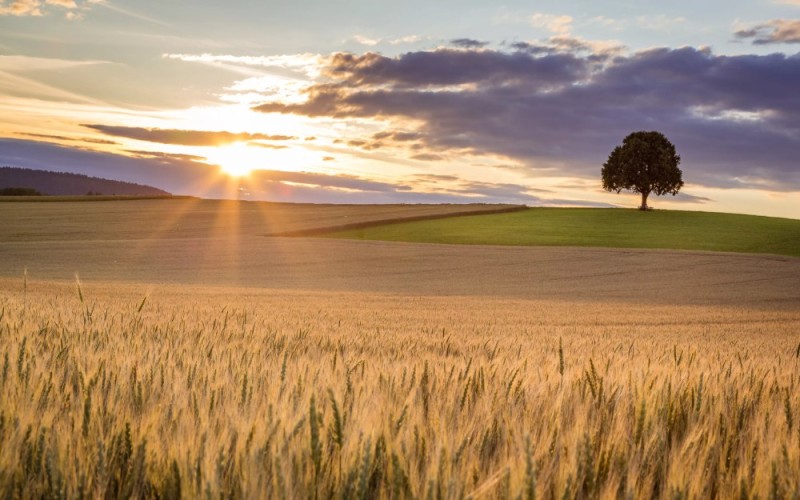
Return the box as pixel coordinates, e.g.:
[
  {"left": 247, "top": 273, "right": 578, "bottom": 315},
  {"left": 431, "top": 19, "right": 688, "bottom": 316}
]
[
  {"left": 348, "top": 34, "right": 425, "bottom": 47},
  {"left": 19, "top": 132, "right": 118, "bottom": 145},
  {"left": 530, "top": 13, "right": 573, "bottom": 35},
  {"left": 0, "top": 55, "right": 110, "bottom": 104},
  {"left": 164, "top": 52, "right": 324, "bottom": 79},
  {"left": 735, "top": 19, "right": 800, "bottom": 44},
  {"left": 352, "top": 34, "right": 381, "bottom": 46},
  {"left": 90, "top": 0, "right": 170, "bottom": 26},
  {"left": 83, "top": 124, "right": 296, "bottom": 146},
  {"left": 0, "top": 54, "right": 108, "bottom": 71}
]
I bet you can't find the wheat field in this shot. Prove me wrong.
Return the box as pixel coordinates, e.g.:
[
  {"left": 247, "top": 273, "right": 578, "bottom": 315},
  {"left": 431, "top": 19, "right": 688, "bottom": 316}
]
[
  {"left": 2, "top": 277, "right": 799, "bottom": 499},
  {"left": 1, "top": 200, "right": 799, "bottom": 498}
]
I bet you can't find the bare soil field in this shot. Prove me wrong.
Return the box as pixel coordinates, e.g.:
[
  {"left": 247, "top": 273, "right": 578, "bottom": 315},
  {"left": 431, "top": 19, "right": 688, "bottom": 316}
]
[{"left": 0, "top": 198, "right": 522, "bottom": 242}]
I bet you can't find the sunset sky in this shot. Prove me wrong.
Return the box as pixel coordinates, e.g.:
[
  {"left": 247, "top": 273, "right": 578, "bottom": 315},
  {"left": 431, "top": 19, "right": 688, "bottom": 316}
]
[{"left": 1, "top": 0, "right": 798, "bottom": 217}]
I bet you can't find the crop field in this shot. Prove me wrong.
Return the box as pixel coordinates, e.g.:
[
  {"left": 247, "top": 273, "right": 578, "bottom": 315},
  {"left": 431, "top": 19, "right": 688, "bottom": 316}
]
[
  {"left": 2, "top": 279, "right": 800, "bottom": 498},
  {"left": 1, "top": 199, "right": 799, "bottom": 498}
]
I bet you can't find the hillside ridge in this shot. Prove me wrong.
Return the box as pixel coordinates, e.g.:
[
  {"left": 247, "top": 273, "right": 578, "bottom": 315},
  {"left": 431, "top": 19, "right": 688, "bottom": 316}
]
[{"left": 0, "top": 166, "right": 170, "bottom": 196}]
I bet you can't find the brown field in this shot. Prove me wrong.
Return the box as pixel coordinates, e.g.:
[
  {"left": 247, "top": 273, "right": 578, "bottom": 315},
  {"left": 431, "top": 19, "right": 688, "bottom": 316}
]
[{"left": 1, "top": 199, "right": 799, "bottom": 498}]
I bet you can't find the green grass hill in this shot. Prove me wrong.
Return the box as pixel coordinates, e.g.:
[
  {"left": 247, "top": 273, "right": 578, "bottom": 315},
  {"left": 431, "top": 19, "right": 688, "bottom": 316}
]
[{"left": 325, "top": 208, "right": 800, "bottom": 257}]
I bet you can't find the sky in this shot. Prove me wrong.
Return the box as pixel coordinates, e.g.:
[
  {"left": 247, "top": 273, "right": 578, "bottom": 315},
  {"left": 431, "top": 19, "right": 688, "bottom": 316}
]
[{"left": 0, "top": 0, "right": 799, "bottom": 217}]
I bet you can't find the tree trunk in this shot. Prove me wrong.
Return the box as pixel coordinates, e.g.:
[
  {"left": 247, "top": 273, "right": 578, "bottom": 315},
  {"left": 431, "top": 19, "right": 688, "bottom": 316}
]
[{"left": 639, "top": 191, "right": 650, "bottom": 210}]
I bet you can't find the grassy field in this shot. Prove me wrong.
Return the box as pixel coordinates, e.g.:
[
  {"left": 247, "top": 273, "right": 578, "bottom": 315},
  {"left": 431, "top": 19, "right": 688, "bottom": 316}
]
[
  {"left": 326, "top": 208, "right": 800, "bottom": 257},
  {"left": 1, "top": 200, "right": 799, "bottom": 498}
]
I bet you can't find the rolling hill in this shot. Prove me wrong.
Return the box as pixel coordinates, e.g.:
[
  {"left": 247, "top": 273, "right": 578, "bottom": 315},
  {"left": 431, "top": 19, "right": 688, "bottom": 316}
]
[
  {"left": 324, "top": 207, "right": 800, "bottom": 257},
  {"left": 0, "top": 166, "right": 170, "bottom": 196}
]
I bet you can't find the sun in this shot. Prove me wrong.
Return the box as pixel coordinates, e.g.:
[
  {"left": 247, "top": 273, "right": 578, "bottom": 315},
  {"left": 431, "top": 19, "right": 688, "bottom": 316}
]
[{"left": 206, "top": 142, "right": 263, "bottom": 177}]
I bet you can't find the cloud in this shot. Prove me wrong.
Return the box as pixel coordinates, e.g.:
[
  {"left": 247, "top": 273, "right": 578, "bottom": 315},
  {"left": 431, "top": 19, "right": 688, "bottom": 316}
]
[
  {"left": 163, "top": 53, "right": 324, "bottom": 79},
  {"left": 389, "top": 35, "right": 422, "bottom": 45},
  {"left": 0, "top": 0, "right": 96, "bottom": 17},
  {"left": 0, "top": 138, "right": 221, "bottom": 195},
  {"left": 46, "top": 0, "right": 76, "bottom": 7},
  {"left": 735, "top": 19, "right": 800, "bottom": 44},
  {"left": 125, "top": 150, "right": 208, "bottom": 162},
  {"left": 247, "top": 169, "right": 408, "bottom": 193},
  {"left": 19, "top": 132, "right": 118, "bottom": 145},
  {"left": 318, "top": 49, "right": 586, "bottom": 89},
  {"left": 83, "top": 124, "right": 296, "bottom": 146},
  {"left": 249, "top": 142, "right": 288, "bottom": 150},
  {"left": 0, "top": 55, "right": 110, "bottom": 105},
  {"left": 0, "top": 54, "right": 107, "bottom": 71},
  {"left": 0, "top": 138, "right": 554, "bottom": 204},
  {"left": 451, "top": 38, "right": 489, "bottom": 49},
  {"left": 0, "top": 0, "right": 43, "bottom": 16},
  {"left": 352, "top": 35, "right": 381, "bottom": 46},
  {"left": 372, "top": 131, "right": 424, "bottom": 142},
  {"left": 347, "top": 34, "right": 424, "bottom": 47},
  {"left": 410, "top": 153, "right": 444, "bottom": 161},
  {"left": 530, "top": 13, "right": 573, "bottom": 35},
  {"left": 254, "top": 45, "right": 800, "bottom": 191}
]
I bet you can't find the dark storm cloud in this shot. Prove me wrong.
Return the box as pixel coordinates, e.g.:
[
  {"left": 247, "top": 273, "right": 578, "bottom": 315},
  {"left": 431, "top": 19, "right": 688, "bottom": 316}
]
[
  {"left": 255, "top": 45, "right": 800, "bottom": 191},
  {"left": 736, "top": 20, "right": 800, "bottom": 45},
  {"left": 83, "top": 124, "right": 296, "bottom": 146}
]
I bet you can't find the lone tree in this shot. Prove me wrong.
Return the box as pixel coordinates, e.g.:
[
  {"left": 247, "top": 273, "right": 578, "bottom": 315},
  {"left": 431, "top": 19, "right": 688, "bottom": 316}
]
[{"left": 601, "top": 131, "right": 683, "bottom": 210}]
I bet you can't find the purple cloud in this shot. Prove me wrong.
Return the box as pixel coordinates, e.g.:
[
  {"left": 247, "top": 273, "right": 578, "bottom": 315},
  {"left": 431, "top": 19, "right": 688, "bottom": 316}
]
[
  {"left": 450, "top": 38, "right": 489, "bottom": 49},
  {"left": 254, "top": 45, "right": 800, "bottom": 191},
  {"left": 736, "top": 20, "right": 800, "bottom": 45}
]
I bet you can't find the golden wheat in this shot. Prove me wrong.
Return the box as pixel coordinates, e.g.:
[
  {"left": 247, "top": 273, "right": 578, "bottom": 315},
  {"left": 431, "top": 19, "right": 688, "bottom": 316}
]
[{"left": 0, "top": 279, "right": 798, "bottom": 498}]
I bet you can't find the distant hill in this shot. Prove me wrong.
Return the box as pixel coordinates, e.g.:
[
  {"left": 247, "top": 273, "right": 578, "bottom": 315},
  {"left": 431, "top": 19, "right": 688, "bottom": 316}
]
[{"left": 0, "top": 167, "right": 170, "bottom": 196}]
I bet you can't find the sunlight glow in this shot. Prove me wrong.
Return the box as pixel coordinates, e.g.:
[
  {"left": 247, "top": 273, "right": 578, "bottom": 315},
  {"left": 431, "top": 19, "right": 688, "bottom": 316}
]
[{"left": 205, "top": 142, "right": 263, "bottom": 177}]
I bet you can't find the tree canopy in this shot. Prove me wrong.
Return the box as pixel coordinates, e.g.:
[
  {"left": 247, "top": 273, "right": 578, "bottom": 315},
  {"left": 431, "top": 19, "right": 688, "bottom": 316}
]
[
  {"left": 601, "top": 131, "right": 683, "bottom": 210},
  {"left": 0, "top": 187, "right": 41, "bottom": 196}
]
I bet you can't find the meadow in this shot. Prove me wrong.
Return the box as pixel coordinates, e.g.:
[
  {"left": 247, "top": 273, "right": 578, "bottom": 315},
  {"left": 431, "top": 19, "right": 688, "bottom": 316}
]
[
  {"left": 327, "top": 208, "right": 800, "bottom": 257},
  {"left": 1, "top": 199, "right": 799, "bottom": 498}
]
